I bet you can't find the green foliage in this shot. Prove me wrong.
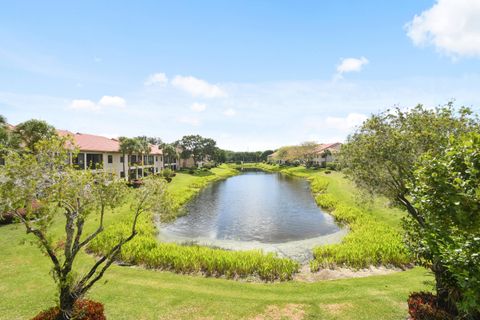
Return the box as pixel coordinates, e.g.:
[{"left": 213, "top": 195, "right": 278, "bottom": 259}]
[
  {"left": 11, "top": 119, "right": 57, "bottom": 152},
  {"left": 340, "top": 104, "right": 478, "bottom": 203},
  {"left": 407, "top": 133, "right": 480, "bottom": 316},
  {"left": 175, "top": 135, "right": 217, "bottom": 166},
  {"left": 340, "top": 104, "right": 479, "bottom": 314},
  {"left": 89, "top": 213, "right": 299, "bottom": 281}
]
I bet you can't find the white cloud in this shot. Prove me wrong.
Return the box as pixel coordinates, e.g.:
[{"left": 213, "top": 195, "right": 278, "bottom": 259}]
[
  {"left": 406, "top": 0, "right": 480, "bottom": 58},
  {"left": 223, "top": 108, "right": 236, "bottom": 117},
  {"left": 98, "top": 96, "right": 126, "bottom": 108},
  {"left": 69, "top": 99, "right": 98, "bottom": 111},
  {"left": 171, "top": 75, "right": 227, "bottom": 98},
  {"left": 190, "top": 102, "right": 207, "bottom": 112},
  {"left": 324, "top": 113, "right": 368, "bottom": 131},
  {"left": 336, "top": 57, "right": 369, "bottom": 74},
  {"left": 144, "top": 73, "right": 168, "bottom": 86},
  {"left": 177, "top": 116, "right": 200, "bottom": 126},
  {"left": 69, "top": 96, "right": 126, "bottom": 112}
]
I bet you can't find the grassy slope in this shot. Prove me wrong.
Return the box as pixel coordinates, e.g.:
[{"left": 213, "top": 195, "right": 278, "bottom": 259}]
[{"left": 0, "top": 165, "right": 432, "bottom": 319}]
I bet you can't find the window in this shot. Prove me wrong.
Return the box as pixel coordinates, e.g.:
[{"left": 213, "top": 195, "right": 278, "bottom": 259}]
[
  {"left": 130, "top": 155, "right": 137, "bottom": 163},
  {"left": 155, "top": 156, "right": 158, "bottom": 162},
  {"left": 73, "top": 153, "right": 85, "bottom": 169},
  {"left": 120, "top": 171, "right": 125, "bottom": 178},
  {"left": 120, "top": 156, "right": 124, "bottom": 163},
  {"left": 147, "top": 155, "right": 154, "bottom": 165},
  {"left": 0, "top": 157, "right": 5, "bottom": 166},
  {"left": 108, "top": 155, "right": 113, "bottom": 164},
  {"left": 86, "top": 154, "right": 103, "bottom": 169}
]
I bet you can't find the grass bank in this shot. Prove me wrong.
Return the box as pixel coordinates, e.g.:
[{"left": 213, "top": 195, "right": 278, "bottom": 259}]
[
  {"left": 0, "top": 164, "right": 432, "bottom": 319},
  {"left": 0, "top": 221, "right": 431, "bottom": 319}
]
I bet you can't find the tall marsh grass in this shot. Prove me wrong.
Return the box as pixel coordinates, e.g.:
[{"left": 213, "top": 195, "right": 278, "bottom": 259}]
[
  {"left": 308, "top": 176, "right": 411, "bottom": 270},
  {"left": 89, "top": 214, "right": 299, "bottom": 281}
]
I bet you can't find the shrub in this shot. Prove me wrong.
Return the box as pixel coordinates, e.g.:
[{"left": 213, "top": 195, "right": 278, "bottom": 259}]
[
  {"left": 0, "top": 201, "right": 41, "bottom": 225},
  {"left": 407, "top": 292, "right": 454, "bottom": 320},
  {"left": 324, "top": 170, "right": 331, "bottom": 174},
  {"left": 32, "top": 299, "right": 106, "bottom": 320},
  {"left": 128, "top": 179, "right": 144, "bottom": 188},
  {"left": 326, "top": 163, "right": 337, "bottom": 171}
]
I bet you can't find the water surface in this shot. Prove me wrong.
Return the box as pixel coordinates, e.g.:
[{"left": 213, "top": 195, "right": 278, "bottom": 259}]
[{"left": 160, "top": 171, "right": 340, "bottom": 244}]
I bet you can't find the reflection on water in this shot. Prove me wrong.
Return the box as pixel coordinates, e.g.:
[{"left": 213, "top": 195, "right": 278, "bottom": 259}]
[{"left": 160, "top": 171, "right": 340, "bottom": 243}]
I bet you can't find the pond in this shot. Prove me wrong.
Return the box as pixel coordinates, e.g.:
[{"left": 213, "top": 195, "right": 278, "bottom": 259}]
[{"left": 158, "top": 171, "right": 346, "bottom": 261}]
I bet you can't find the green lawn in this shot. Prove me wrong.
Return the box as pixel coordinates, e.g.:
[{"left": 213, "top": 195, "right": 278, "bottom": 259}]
[{"left": 0, "top": 165, "right": 433, "bottom": 319}]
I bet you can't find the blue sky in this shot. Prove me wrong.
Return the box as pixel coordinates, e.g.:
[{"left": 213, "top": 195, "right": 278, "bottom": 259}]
[{"left": 1, "top": 0, "right": 480, "bottom": 150}]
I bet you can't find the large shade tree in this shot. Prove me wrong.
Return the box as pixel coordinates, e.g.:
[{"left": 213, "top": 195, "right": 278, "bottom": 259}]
[
  {"left": 0, "top": 136, "right": 168, "bottom": 319},
  {"left": 11, "top": 119, "right": 57, "bottom": 152},
  {"left": 340, "top": 104, "right": 479, "bottom": 315},
  {"left": 175, "top": 135, "right": 217, "bottom": 167}
]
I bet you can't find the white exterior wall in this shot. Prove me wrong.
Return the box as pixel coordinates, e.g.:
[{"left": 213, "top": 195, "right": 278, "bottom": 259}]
[{"left": 81, "top": 151, "right": 164, "bottom": 179}]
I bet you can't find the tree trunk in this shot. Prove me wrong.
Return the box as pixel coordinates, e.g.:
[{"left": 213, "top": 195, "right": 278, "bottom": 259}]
[
  {"left": 126, "top": 153, "right": 131, "bottom": 182},
  {"left": 432, "top": 259, "right": 457, "bottom": 315},
  {"left": 122, "top": 152, "right": 127, "bottom": 181},
  {"left": 58, "top": 287, "right": 76, "bottom": 320}
]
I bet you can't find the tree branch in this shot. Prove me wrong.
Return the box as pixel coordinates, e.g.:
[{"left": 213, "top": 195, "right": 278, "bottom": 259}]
[
  {"left": 17, "top": 210, "right": 62, "bottom": 277},
  {"left": 396, "top": 194, "right": 426, "bottom": 228}
]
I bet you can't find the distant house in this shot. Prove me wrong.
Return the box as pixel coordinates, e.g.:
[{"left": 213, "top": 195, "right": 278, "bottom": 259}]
[
  {"left": 313, "top": 142, "right": 342, "bottom": 167},
  {"left": 267, "top": 142, "right": 342, "bottom": 166},
  {"left": 58, "top": 131, "right": 164, "bottom": 179},
  {"left": 267, "top": 151, "right": 286, "bottom": 164}
]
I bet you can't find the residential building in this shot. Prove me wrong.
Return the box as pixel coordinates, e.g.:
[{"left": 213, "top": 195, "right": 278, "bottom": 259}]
[
  {"left": 58, "top": 131, "right": 164, "bottom": 179},
  {"left": 312, "top": 142, "right": 342, "bottom": 166}
]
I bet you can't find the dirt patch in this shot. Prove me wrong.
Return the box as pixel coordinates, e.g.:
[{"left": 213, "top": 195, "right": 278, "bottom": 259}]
[
  {"left": 294, "top": 264, "right": 404, "bottom": 282},
  {"left": 250, "top": 304, "right": 306, "bottom": 320},
  {"left": 322, "top": 303, "right": 353, "bottom": 316}
]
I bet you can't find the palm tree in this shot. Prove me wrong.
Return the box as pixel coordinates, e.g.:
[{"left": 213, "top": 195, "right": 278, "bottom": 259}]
[
  {"left": 135, "top": 137, "right": 150, "bottom": 178},
  {"left": 119, "top": 137, "right": 139, "bottom": 181},
  {"left": 321, "top": 149, "right": 332, "bottom": 168},
  {"left": 0, "top": 115, "right": 8, "bottom": 146},
  {"left": 162, "top": 144, "right": 178, "bottom": 169}
]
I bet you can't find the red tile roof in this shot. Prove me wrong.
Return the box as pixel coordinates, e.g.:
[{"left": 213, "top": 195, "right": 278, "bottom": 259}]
[
  {"left": 58, "top": 130, "right": 162, "bottom": 154},
  {"left": 314, "top": 142, "right": 342, "bottom": 154}
]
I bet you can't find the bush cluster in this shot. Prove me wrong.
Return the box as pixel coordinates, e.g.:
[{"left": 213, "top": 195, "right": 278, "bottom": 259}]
[
  {"left": 407, "top": 292, "right": 454, "bottom": 320},
  {"left": 32, "top": 300, "right": 105, "bottom": 320}
]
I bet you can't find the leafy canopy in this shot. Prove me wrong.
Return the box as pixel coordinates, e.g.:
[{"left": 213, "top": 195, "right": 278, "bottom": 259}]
[{"left": 408, "top": 132, "right": 480, "bottom": 315}]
